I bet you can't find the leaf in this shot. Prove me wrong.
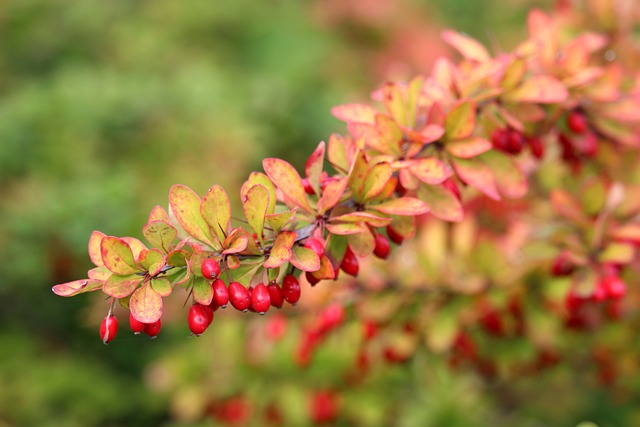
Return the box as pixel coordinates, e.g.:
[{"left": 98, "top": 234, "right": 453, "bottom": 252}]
[
  {"left": 407, "top": 158, "right": 452, "bottom": 185},
  {"left": 241, "top": 173, "right": 277, "bottom": 215},
  {"left": 138, "top": 248, "right": 166, "bottom": 277},
  {"left": 481, "top": 151, "right": 528, "bottom": 198},
  {"left": 122, "top": 237, "right": 148, "bottom": 260},
  {"left": 100, "top": 237, "right": 139, "bottom": 275},
  {"left": 442, "top": 30, "right": 490, "bottom": 62},
  {"left": 242, "top": 184, "right": 270, "bottom": 246},
  {"left": 600, "top": 242, "right": 635, "bottom": 264},
  {"left": 228, "top": 260, "right": 262, "bottom": 286},
  {"left": 503, "top": 76, "right": 568, "bottom": 103},
  {"left": 143, "top": 220, "right": 177, "bottom": 253},
  {"left": 406, "top": 76, "right": 424, "bottom": 129},
  {"left": 388, "top": 215, "right": 417, "bottom": 239},
  {"left": 227, "top": 255, "right": 241, "bottom": 269},
  {"left": 150, "top": 277, "right": 172, "bottom": 297},
  {"left": 290, "top": 246, "right": 321, "bottom": 272},
  {"left": 192, "top": 276, "right": 213, "bottom": 305},
  {"left": 417, "top": 184, "right": 464, "bottom": 222},
  {"left": 382, "top": 82, "right": 407, "bottom": 126},
  {"left": 265, "top": 209, "right": 297, "bottom": 234},
  {"left": 263, "top": 158, "right": 314, "bottom": 213},
  {"left": 331, "top": 103, "right": 378, "bottom": 125},
  {"left": 452, "top": 158, "right": 500, "bottom": 200},
  {"left": 550, "top": 190, "right": 589, "bottom": 225},
  {"left": 610, "top": 223, "right": 640, "bottom": 244},
  {"left": 445, "top": 101, "right": 476, "bottom": 140},
  {"left": 348, "top": 150, "right": 370, "bottom": 202},
  {"left": 330, "top": 211, "right": 392, "bottom": 228},
  {"left": 326, "top": 222, "right": 368, "bottom": 235},
  {"left": 327, "top": 134, "right": 351, "bottom": 173},
  {"left": 88, "top": 231, "right": 106, "bottom": 267},
  {"left": 446, "top": 137, "right": 492, "bottom": 158},
  {"left": 222, "top": 229, "right": 249, "bottom": 255},
  {"left": 148, "top": 205, "right": 171, "bottom": 223},
  {"left": 501, "top": 58, "right": 526, "bottom": 90},
  {"left": 362, "top": 162, "right": 392, "bottom": 200},
  {"left": 103, "top": 274, "right": 143, "bottom": 298},
  {"left": 308, "top": 255, "right": 337, "bottom": 280},
  {"left": 52, "top": 279, "right": 103, "bottom": 297},
  {"left": 373, "top": 115, "right": 403, "bottom": 155},
  {"left": 370, "top": 197, "right": 430, "bottom": 216},
  {"left": 305, "top": 141, "right": 325, "bottom": 196},
  {"left": 201, "top": 184, "right": 231, "bottom": 245},
  {"left": 130, "top": 283, "right": 163, "bottom": 324},
  {"left": 324, "top": 233, "right": 348, "bottom": 270},
  {"left": 347, "top": 227, "right": 375, "bottom": 258},
  {"left": 166, "top": 249, "right": 189, "bottom": 267},
  {"left": 318, "top": 176, "right": 348, "bottom": 215},
  {"left": 88, "top": 266, "right": 111, "bottom": 281},
  {"left": 263, "top": 230, "right": 296, "bottom": 269},
  {"left": 169, "top": 184, "right": 214, "bottom": 246}
]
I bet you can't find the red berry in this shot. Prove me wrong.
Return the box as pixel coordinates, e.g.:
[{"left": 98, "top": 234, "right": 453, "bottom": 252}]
[
  {"left": 601, "top": 275, "right": 626, "bottom": 300},
  {"left": 201, "top": 258, "right": 221, "bottom": 280},
  {"left": 567, "top": 110, "right": 588, "bottom": 134},
  {"left": 386, "top": 225, "right": 404, "bottom": 245},
  {"left": 100, "top": 315, "right": 118, "bottom": 344},
  {"left": 491, "top": 128, "right": 509, "bottom": 152},
  {"left": 267, "top": 283, "right": 284, "bottom": 309},
  {"left": 282, "top": 274, "right": 301, "bottom": 305},
  {"left": 129, "top": 312, "right": 145, "bottom": 334},
  {"left": 304, "top": 237, "right": 325, "bottom": 257},
  {"left": 305, "top": 271, "right": 321, "bottom": 287},
  {"left": 373, "top": 233, "right": 391, "bottom": 259},
  {"left": 506, "top": 129, "right": 525, "bottom": 154},
  {"left": 229, "top": 282, "right": 251, "bottom": 312},
  {"left": 251, "top": 283, "right": 271, "bottom": 314},
  {"left": 565, "top": 289, "right": 587, "bottom": 312},
  {"left": 363, "top": 320, "right": 378, "bottom": 341},
  {"left": 144, "top": 318, "right": 162, "bottom": 338},
  {"left": 340, "top": 246, "right": 359, "bottom": 276},
  {"left": 201, "top": 303, "right": 214, "bottom": 325},
  {"left": 212, "top": 278, "right": 229, "bottom": 308},
  {"left": 188, "top": 303, "right": 211, "bottom": 336},
  {"left": 550, "top": 252, "right": 575, "bottom": 276},
  {"left": 310, "top": 390, "right": 339, "bottom": 424},
  {"left": 579, "top": 131, "right": 598, "bottom": 157},
  {"left": 528, "top": 135, "right": 545, "bottom": 159}
]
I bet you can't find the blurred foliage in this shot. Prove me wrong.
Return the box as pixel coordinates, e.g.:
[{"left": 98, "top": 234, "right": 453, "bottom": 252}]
[{"left": 1, "top": 0, "right": 631, "bottom": 426}]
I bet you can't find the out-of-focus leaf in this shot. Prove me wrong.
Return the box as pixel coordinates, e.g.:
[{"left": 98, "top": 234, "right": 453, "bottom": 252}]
[
  {"left": 452, "top": 158, "right": 500, "bottom": 200},
  {"left": 445, "top": 101, "right": 476, "bottom": 140},
  {"left": 406, "top": 157, "right": 452, "bottom": 185},
  {"left": 318, "top": 176, "right": 348, "bottom": 215},
  {"left": 600, "top": 242, "right": 635, "bottom": 264},
  {"left": 330, "top": 212, "right": 392, "bottom": 228},
  {"left": 326, "top": 222, "right": 367, "bottom": 235},
  {"left": 382, "top": 82, "right": 407, "bottom": 127},
  {"left": 417, "top": 184, "right": 464, "bottom": 222},
  {"left": 370, "top": 197, "right": 430, "bottom": 216},
  {"left": 482, "top": 151, "right": 528, "bottom": 198},
  {"left": 446, "top": 137, "right": 492, "bottom": 158},
  {"left": 331, "top": 103, "right": 378, "bottom": 125},
  {"left": 327, "top": 133, "right": 351, "bottom": 173},
  {"left": 347, "top": 226, "right": 375, "bottom": 257},
  {"left": 442, "top": 30, "right": 490, "bottom": 62},
  {"left": 503, "top": 76, "right": 568, "bottom": 103},
  {"left": 305, "top": 141, "right": 325, "bottom": 196}
]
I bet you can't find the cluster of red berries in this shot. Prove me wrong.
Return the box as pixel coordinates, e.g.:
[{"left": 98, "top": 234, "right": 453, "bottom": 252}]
[
  {"left": 490, "top": 127, "right": 544, "bottom": 159},
  {"left": 558, "top": 110, "right": 598, "bottom": 167}
]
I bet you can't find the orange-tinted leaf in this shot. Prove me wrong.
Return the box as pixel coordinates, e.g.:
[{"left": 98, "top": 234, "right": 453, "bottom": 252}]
[
  {"left": 373, "top": 114, "right": 403, "bottom": 155},
  {"left": 370, "top": 197, "right": 430, "bottom": 216},
  {"left": 263, "top": 230, "right": 296, "bottom": 269},
  {"left": 138, "top": 248, "right": 166, "bottom": 277},
  {"left": 143, "top": 220, "right": 177, "bottom": 253},
  {"left": 130, "top": 283, "right": 162, "bottom": 324},
  {"left": 52, "top": 279, "right": 104, "bottom": 297},
  {"left": 330, "top": 212, "right": 392, "bottom": 228},
  {"left": 201, "top": 184, "right": 231, "bottom": 245},
  {"left": 408, "top": 158, "right": 452, "bottom": 185},
  {"left": 362, "top": 162, "right": 392, "bottom": 200},
  {"left": 610, "top": 223, "right": 640, "bottom": 244},
  {"left": 331, "top": 103, "right": 378, "bottom": 125},
  {"left": 305, "top": 141, "right": 325, "bottom": 196},
  {"left": 452, "top": 158, "right": 500, "bottom": 200},
  {"left": 192, "top": 276, "right": 213, "bottom": 305},
  {"left": 383, "top": 82, "right": 407, "bottom": 127},
  {"left": 227, "top": 255, "right": 241, "bottom": 269},
  {"left": 222, "top": 229, "right": 249, "bottom": 255},
  {"left": 150, "top": 277, "right": 172, "bottom": 297},
  {"left": 504, "top": 76, "right": 568, "bottom": 103},
  {"left": 148, "top": 205, "right": 171, "bottom": 223},
  {"left": 88, "top": 231, "right": 106, "bottom": 267},
  {"left": 242, "top": 184, "right": 270, "bottom": 245},
  {"left": 388, "top": 215, "right": 417, "bottom": 239},
  {"left": 326, "top": 222, "right": 368, "bottom": 235},
  {"left": 417, "top": 184, "right": 464, "bottom": 222},
  {"left": 101, "top": 237, "right": 139, "bottom": 275},
  {"left": 442, "top": 30, "right": 490, "bottom": 62},
  {"left": 169, "top": 184, "right": 214, "bottom": 246},
  {"left": 446, "top": 137, "right": 492, "bottom": 158},
  {"left": 263, "top": 158, "right": 313, "bottom": 213},
  {"left": 103, "top": 274, "right": 143, "bottom": 298},
  {"left": 265, "top": 208, "right": 297, "bottom": 234},
  {"left": 318, "top": 176, "right": 348, "bottom": 215},
  {"left": 290, "top": 245, "right": 321, "bottom": 272},
  {"left": 445, "top": 101, "right": 476, "bottom": 140},
  {"left": 482, "top": 151, "right": 528, "bottom": 198},
  {"left": 327, "top": 134, "right": 351, "bottom": 173},
  {"left": 308, "top": 254, "right": 337, "bottom": 280}
]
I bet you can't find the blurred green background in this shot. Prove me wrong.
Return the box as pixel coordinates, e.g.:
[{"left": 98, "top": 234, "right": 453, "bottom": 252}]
[{"left": 12, "top": 0, "right": 638, "bottom": 426}]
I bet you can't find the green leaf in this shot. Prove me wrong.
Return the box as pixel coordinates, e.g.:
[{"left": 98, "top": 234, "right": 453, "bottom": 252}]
[
  {"left": 373, "top": 115, "right": 403, "bottom": 155},
  {"left": 150, "top": 277, "right": 172, "bottom": 297},
  {"left": 166, "top": 249, "right": 189, "bottom": 267},
  {"left": 263, "top": 231, "right": 296, "bottom": 268},
  {"left": 503, "top": 75, "right": 568, "bottom": 103},
  {"left": 192, "top": 276, "right": 213, "bottom": 305},
  {"left": 388, "top": 215, "right": 417, "bottom": 239},
  {"left": 169, "top": 184, "right": 214, "bottom": 246},
  {"left": 290, "top": 246, "right": 321, "bottom": 272},
  {"left": 103, "top": 274, "right": 143, "bottom": 298},
  {"left": 305, "top": 141, "right": 325, "bottom": 196},
  {"left": 263, "top": 158, "right": 314, "bottom": 213},
  {"left": 445, "top": 101, "right": 476, "bottom": 140},
  {"left": 100, "top": 237, "right": 139, "bottom": 275},
  {"left": 137, "top": 248, "right": 166, "bottom": 277},
  {"left": 52, "top": 279, "right": 104, "bottom": 297},
  {"left": 441, "top": 30, "right": 490, "bottom": 62},
  {"left": 241, "top": 173, "right": 277, "bottom": 215},
  {"left": 446, "top": 137, "right": 492, "bottom": 158},
  {"left": 265, "top": 209, "right": 297, "bottom": 234},
  {"left": 130, "top": 283, "right": 163, "bottom": 324},
  {"left": 318, "top": 176, "right": 348, "bottom": 215},
  {"left": 88, "top": 231, "right": 106, "bottom": 267},
  {"left": 228, "top": 261, "right": 262, "bottom": 287},
  {"left": 481, "top": 151, "right": 528, "bottom": 198},
  {"left": 324, "top": 233, "right": 348, "bottom": 269},
  {"left": 142, "top": 220, "right": 177, "bottom": 253},
  {"left": 201, "top": 184, "right": 231, "bottom": 245},
  {"left": 122, "top": 237, "right": 147, "bottom": 259},
  {"left": 242, "top": 184, "right": 270, "bottom": 246},
  {"left": 406, "top": 75, "right": 424, "bottom": 129},
  {"left": 452, "top": 157, "right": 500, "bottom": 200},
  {"left": 406, "top": 158, "right": 452, "bottom": 185},
  {"left": 600, "top": 242, "right": 635, "bottom": 264},
  {"left": 331, "top": 103, "right": 378, "bottom": 125},
  {"left": 362, "top": 162, "right": 392, "bottom": 200},
  {"left": 369, "top": 197, "right": 430, "bottom": 216},
  {"left": 417, "top": 184, "right": 464, "bottom": 222}
]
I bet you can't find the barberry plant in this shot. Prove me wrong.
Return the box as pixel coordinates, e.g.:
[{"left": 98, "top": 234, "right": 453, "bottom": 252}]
[{"left": 53, "top": 3, "right": 640, "bottom": 424}]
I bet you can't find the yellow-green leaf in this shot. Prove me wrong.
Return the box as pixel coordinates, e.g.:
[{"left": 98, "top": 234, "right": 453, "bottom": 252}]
[
  {"left": 445, "top": 101, "right": 477, "bottom": 140},
  {"left": 169, "top": 184, "right": 214, "bottom": 246},
  {"left": 130, "top": 283, "right": 163, "bottom": 324},
  {"left": 100, "top": 237, "right": 139, "bottom": 275},
  {"left": 290, "top": 246, "right": 321, "bottom": 272},
  {"left": 242, "top": 184, "right": 270, "bottom": 246},
  {"left": 201, "top": 184, "right": 231, "bottom": 246},
  {"left": 103, "top": 274, "right": 143, "bottom": 298}
]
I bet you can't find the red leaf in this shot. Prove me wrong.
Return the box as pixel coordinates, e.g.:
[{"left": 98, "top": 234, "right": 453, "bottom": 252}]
[
  {"left": 263, "top": 158, "right": 314, "bottom": 213},
  {"left": 147, "top": 205, "right": 171, "bottom": 223},
  {"left": 446, "top": 137, "right": 492, "bottom": 158},
  {"left": 305, "top": 141, "right": 326, "bottom": 196},
  {"left": 370, "top": 197, "right": 430, "bottom": 216},
  {"left": 407, "top": 158, "right": 452, "bottom": 185},
  {"left": 331, "top": 103, "right": 378, "bottom": 125},
  {"left": 100, "top": 237, "right": 139, "bottom": 275},
  {"left": 504, "top": 76, "right": 568, "bottom": 104},
  {"left": 318, "top": 176, "right": 348, "bottom": 215},
  {"left": 442, "top": 30, "right": 490, "bottom": 62}
]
